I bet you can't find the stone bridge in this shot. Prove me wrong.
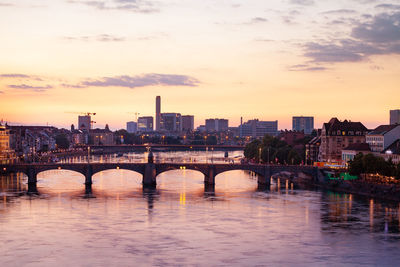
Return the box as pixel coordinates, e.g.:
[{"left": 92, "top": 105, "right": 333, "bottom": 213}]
[{"left": 0, "top": 162, "right": 321, "bottom": 191}]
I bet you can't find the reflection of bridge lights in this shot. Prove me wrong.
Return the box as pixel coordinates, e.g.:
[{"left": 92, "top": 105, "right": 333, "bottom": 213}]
[{"left": 179, "top": 192, "right": 186, "bottom": 205}]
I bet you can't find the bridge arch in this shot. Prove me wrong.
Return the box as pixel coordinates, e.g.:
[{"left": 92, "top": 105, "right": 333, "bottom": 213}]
[
  {"left": 214, "top": 165, "right": 267, "bottom": 178},
  {"left": 36, "top": 168, "right": 86, "bottom": 179},
  {"left": 155, "top": 166, "right": 208, "bottom": 179},
  {"left": 91, "top": 168, "right": 143, "bottom": 178}
]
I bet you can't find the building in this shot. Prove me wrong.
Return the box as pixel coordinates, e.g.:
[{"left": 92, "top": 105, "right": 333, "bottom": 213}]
[
  {"left": 239, "top": 119, "right": 278, "bottom": 138},
  {"left": 181, "top": 115, "right": 194, "bottom": 132},
  {"left": 390, "top": 109, "right": 400, "bottom": 125},
  {"left": 205, "top": 119, "right": 229, "bottom": 132},
  {"left": 160, "top": 113, "right": 182, "bottom": 132},
  {"left": 137, "top": 116, "right": 154, "bottom": 132},
  {"left": 90, "top": 128, "right": 114, "bottom": 145},
  {"left": 382, "top": 140, "right": 400, "bottom": 164},
  {"left": 306, "top": 134, "right": 321, "bottom": 164},
  {"left": 366, "top": 124, "right": 400, "bottom": 152},
  {"left": 126, "top": 121, "right": 138, "bottom": 133},
  {"left": 156, "top": 96, "right": 161, "bottom": 131},
  {"left": 196, "top": 125, "right": 206, "bottom": 132},
  {"left": 341, "top": 143, "right": 371, "bottom": 164},
  {"left": 71, "top": 130, "right": 87, "bottom": 145},
  {"left": 0, "top": 123, "right": 15, "bottom": 163},
  {"left": 78, "top": 115, "right": 91, "bottom": 132},
  {"left": 292, "top": 116, "right": 314, "bottom": 134},
  {"left": 8, "top": 126, "right": 57, "bottom": 158},
  {"left": 278, "top": 130, "right": 305, "bottom": 146},
  {"left": 319, "top": 118, "right": 368, "bottom": 162}
]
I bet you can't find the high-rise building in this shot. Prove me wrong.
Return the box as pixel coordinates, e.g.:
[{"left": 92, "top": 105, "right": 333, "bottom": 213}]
[
  {"left": 160, "top": 113, "right": 182, "bottom": 132},
  {"left": 205, "top": 119, "right": 229, "bottom": 132},
  {"left": 78, "top": 115, "right": 91, "bottom": 132},
  {"left": 126, "top": 121, "right": 138, "bottom": 133},
  {"left": 137, "top": 116, "right": 154, "bottom": 132},
  {"left": 181, "top": 115, "right": 194, "bottom": 132},
  {"left": 292, "top": 116, "right": 314, "bottom": 134},
  {"left": 239, "top": 119, "right": 278, "bottom": 138},
  {"left": 156, "top": 96, "right": 161, "bottom": 131},
  {"left": 390, "top": 109, "right": 400, "bottom": 125}
]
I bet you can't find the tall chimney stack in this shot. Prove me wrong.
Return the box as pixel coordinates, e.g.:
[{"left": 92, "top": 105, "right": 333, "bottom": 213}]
[{"left": 156, "top": 96, "right": 161, "bottom": 131}]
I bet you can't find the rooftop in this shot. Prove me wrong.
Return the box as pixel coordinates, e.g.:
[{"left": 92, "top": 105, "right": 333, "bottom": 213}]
[
  {"left": 368, "top": 124, "right": 400, "bottom": 135},
  {"left": 383, "top": 139, "right": 400, "bottom": 155}
]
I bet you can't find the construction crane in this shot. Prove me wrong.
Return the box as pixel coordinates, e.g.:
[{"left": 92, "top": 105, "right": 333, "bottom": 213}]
[
  {"left": 127, "top": 112, "right": 140, "bottom": 121},
  {"left": 66, "top": 112, "right": 96, "bottom": 116}
]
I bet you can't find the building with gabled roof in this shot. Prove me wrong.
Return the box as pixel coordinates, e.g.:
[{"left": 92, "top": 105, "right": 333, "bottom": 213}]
[{"left": 319, "top": 118, "right": 368, "bottom": 162}]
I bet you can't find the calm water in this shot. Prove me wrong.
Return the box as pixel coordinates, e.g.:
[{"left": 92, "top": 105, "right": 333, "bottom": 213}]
[{"left": 1, "top": 151, "right": 400, "bottom": 266}]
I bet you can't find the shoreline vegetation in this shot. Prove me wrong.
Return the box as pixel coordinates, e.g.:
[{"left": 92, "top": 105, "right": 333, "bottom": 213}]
[{"left": 245, "top": 135, "right": 400, "bottom": 202}]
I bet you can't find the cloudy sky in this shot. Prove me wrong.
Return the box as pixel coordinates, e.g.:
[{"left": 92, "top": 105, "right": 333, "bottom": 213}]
[{"left": 0, "top": 0, "right": 399, "bottom": 130}]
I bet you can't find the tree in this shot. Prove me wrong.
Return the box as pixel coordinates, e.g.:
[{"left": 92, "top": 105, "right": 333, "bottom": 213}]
[
  {"left": 288, "top": 149, "right": 302, "bottom": 165},
  {"left": 363, "top": 153, "right": 378, "bottom": 173},
  {"left": 349, "top": 153, "right": 364, "bottom": 176},
  {"left": 395, "top": 163, "right": 400, "bottom": 180},
  {"left": 55, "top": 134, "right": 70, "bottom": 149},
  {"left": 244, "top": 139, "right": 261, "bottom": 161}
]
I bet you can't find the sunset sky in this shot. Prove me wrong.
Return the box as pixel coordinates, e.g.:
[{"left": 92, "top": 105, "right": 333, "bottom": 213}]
[{"left": 1, "top": 0, "right": 399, "bottom": 130}]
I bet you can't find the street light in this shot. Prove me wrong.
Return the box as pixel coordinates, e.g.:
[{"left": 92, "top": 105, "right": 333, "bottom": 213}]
[{"left": 87, "top": 146, "right": 90, "bottom": 164}]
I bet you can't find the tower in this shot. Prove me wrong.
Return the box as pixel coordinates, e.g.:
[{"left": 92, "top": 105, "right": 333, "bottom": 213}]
[{"left": 156, "top": 96, "right": 161, "bottom": 131}]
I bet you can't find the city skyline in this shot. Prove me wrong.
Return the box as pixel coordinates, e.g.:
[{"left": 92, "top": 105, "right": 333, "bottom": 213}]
[{"left": 1, "top": 0, "right": 400, "bottom": 130}]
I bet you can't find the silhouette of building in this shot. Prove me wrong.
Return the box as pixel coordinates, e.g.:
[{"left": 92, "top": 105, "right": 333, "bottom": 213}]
[
  {"left": 160, "top": 113, "right": 182, "bottom": 132},
  {"left": 78, "top": 115, "right": 91, "bottom": 132},
  {"left": 205, "top": 119, "right": 228, "bottom": 132},
  {"left": 181, "top": 115, "right": 194, "bottom": 132},
  {"left": 138, "top": 116, "right": 154, "bottom": 132},
  {"left": 390, "top": 109, "right": 400, "bottom": 125},
  {"left": 292, "top": 116, "right": 314, "bottom": 134},
  {"left": 156, "top": 96, "right": 161, "bottom": 131},
  {"left": 239, "top": 119, "right": 278, "bottom": 138},
  {"left": 126, "top": 121, "right": 138, "bottom": 133}
]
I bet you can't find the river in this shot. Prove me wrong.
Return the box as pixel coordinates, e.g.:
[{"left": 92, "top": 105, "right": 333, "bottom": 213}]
[{"left": 1, "top": 151, "right": 400, "bottom": 266}]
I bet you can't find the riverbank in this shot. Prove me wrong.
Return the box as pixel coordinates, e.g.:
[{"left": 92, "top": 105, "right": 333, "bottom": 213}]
[{"left": 289, "top": 172, "right": 400, "bottom": 202}]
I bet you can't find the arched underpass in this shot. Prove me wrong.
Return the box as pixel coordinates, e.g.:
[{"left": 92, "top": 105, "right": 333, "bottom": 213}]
[{"left": 91, "top": 169, "right": 143, "bottom": 196}]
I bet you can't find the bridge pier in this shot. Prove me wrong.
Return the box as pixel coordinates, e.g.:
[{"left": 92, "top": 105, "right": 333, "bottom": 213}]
[
  {"left": 85, "top": 165, "right": 93, "bottom": 186},
  {"left": 143, "top": 163, "right": 156, "bottom": 188},
  {"left": 204, "top": 183, "right": 215, "bottom": 194},
  {"left": 85, "top": 183, "right": 92, "bottom": 195},
  {"left": 27, "top": 167, "right": 38, "bottom": 193},
  {"left": 257, "top": 166, "right": 271, "bottom": 187},
  {"left": 204, "top": 165, "right": 215, "bottom": 185}
]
